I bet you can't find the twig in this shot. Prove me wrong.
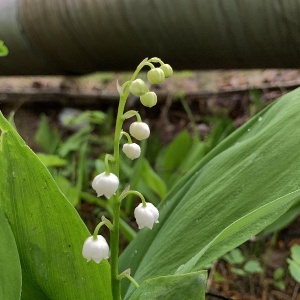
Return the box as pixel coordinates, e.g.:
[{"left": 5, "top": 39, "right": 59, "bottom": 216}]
[
  {"left": 205, "top": 292, "right": 233, "bottom": 300},
  {"left": 292, "top": 282, "right": 300, "bottom": 300},
  {"left": 206, "top": 261, "right": 218, "bottom": 291}
]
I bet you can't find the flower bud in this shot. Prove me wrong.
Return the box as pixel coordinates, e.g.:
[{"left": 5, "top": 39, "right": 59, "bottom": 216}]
[
  {"left": 140, "top": 92, "right": 157, "bottom": 108},
  {"left": 129, "top": 122, "right": 150, "bottom": 140},
  {"left": 82, "top": 235, "right": 109, "bottom": 263},
  {"left": 147, "top": 68, "right": 165, "bottom": 84},
  {"left": 92, "top": 172, "right": 119, "bottom": 199},
  {"left": 160, "top": 64, "right": 173, "bottom": 78},
  {"left": 129, "top": 79, "right": 148, "bottom": 96},
  {"left": 122, "top": 143, "right": 141, "bottom": 160},
  {"left": 134, "top": 202, "right": 159, "bottom": 229}
]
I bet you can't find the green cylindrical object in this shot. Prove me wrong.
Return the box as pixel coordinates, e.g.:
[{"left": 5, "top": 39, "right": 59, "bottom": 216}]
[{"left": 1, "top": 0, "right": 300, "bottom": 75}]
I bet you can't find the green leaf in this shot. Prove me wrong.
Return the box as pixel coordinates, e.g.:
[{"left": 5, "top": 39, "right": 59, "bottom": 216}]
[
  {"left": 213, "top": 272, "right": 224, "bottom": 282},
  {"left": 223, "top": 248, "right": 245, "bottom": 265},
  {"left": 128, "top": 271, "right": 207, "bottom": 300},
  {"left": 287, "top": 258, "right": 300, "bottom": 283},
  {"left": 0, "top": 208, "right": 22, "bottom": 300},
  {"left": 230, "top": 268, "right": 246, "bottom": 276},
  {"left": 260, "top": 200, "right": 300, "bottom": 235},
  {"left": 36, "top": 153, "right": 67, "bottom": 167},
  {"left": 35, "top": 115, "right": 60, "bottom": 154},
  {"left": 175, "top": 191, "right": 300, "bottom": 275},
  {"left": 287, "top": 245, "right": 300, "bottom": 283},
  {"left": 141, "top": 159, "right": 167, "bottom": 199},
  {"left": 166, "top": 140, "right": 206, "bottom": 186},
  {"left": 0, "top": 40, "right": 9, "bottom": 56},
  {"left": 120, "top": 89, "right": 300, "bottom": 298},
  {"left": 243, "top": 260, "right": 263, "bottom": 274},
  {"left": 156, "top": 130, "right": 192, "bottom": 184},
  {"left": 58, "top": 126, "right": 91, "bottom": 157},
  {"left": 55, "top": 176, "right": 80, "bottom": 206},
  {"left": 273, "top": 268, "right": 285, "bottom": 281},
  {"left": 291, "top": 245, "right": 300, "bottom": 262},
  {"left": 273, "top": 281, "right": 285, "bottom": 291},
  {"left": 0, "top": 112, "right": 112, "bottom": 299}
]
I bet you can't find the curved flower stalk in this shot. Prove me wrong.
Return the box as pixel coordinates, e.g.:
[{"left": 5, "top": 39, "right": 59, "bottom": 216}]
[{"left": 83, "top": 57, "right": 173, "bottom": 300}]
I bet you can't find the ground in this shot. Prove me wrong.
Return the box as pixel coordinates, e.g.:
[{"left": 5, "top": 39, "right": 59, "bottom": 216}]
[{"left": 1, "top": 69, "right": 300, "bottom": 299}]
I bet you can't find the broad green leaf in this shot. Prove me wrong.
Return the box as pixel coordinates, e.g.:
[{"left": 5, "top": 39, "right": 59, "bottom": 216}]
[
  {"left": 56, "top": 176, "right": 80, "bottom": 206},
  {"left": 136, "top": 180, "right": 160, "bottom": 205},
  {"left": 156, "top": 130, "right": 192, "bottom": 184},
  {"left": 58, "top": 126, "right": 91, "bottom": 157},
  {"left": 0, "top": 208, "right": 22, "bottom": 300},
  {"left": 260, "top": 200, "right": 300, "bottom": 235},
  {"left": 166, "top": 140, "right": 206, "bottom": 187},
  {"left": 128, "top": 271, "right": 207, "bottom": 300},
  {"left": 35, "top": 115, "right": 60, "bottom": 154},
  {"left": 120, "top": 89, "right": 300, "bottom": 298},
  {"left": 176, "top": 191, "right": 300, "bottom": 275},
  {"left": 205, "top": 118, "right": 234, "bottom": 150},
  {"left": 141, "top": 159, "right": 167, "bottom": 199},
  {"left": 0, "top": 112, "right": 112, "bottom": 299}
]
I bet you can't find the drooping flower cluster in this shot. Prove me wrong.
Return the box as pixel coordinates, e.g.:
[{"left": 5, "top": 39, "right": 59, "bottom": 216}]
[{"left": 83, "top": 58, "right": 172, "bottom": 265}]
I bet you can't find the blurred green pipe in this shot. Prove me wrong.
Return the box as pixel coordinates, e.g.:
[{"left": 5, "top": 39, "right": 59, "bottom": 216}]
[{"left": 1, "top": 0, "right": 300, "bottom": 75}]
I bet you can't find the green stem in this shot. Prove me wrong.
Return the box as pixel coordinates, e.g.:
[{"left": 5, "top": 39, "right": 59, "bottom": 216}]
[
  {"left": 117, "top": 270, "right": 140, "bottom": 289},
  {"left": 123, "top": 110, "right": 142, "bottom": 122},
  {"left": 120, "top": 130, "right": 133, "bottom": 144},
  {"left": 93, "top": 221, "right": 105, "bottom": 240},
  {"left": 92, "top": 219, "right": 112, "bottom": 240},
  {"left": 110, "top": 60, "right": 147, "bottom": 299},
  {"left": 119, "top": 190, "right": 147, "bottom": 207},
  {"left": 104, "top": 154, "right": 111, "bottom": 175}
]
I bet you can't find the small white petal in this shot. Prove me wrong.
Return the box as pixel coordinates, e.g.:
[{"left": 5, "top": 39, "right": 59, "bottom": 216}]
[
  {"left": 134, "top": 202, "right": 159, "bottom": 230},
  {"left": 122, "top": 143, "right": 141, "bottom": 160},
  {"left": 129, "top": 122, "right": 150, "bottom": 140},
  {"left": 92, "top": 172, "right": 119, "bottom": 199},
  {"left": 82, "top": 235, "right": 109, "bottom": 264}
]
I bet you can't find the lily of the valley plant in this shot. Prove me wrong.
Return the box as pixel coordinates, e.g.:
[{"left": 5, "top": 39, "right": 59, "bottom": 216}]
[{"left": 82, "top": 57, "right": 173, "bottom": 299}]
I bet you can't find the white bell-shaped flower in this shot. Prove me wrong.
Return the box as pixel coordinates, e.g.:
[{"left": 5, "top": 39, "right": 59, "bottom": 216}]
[
  {"left": 92, "top": 172, "right": 119, "bottom": 199},
  {"left": 122, "top": 143, "right": 141, "bottom": 160},
  {"left": 134, "top": 202, "right": 159, "bottom": 229},
  {"left": 82, "top": 235, "right": 109, "bottom": 263},
  {"left": 129, "top": 122, "right": 150, "bottom": 140}
]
